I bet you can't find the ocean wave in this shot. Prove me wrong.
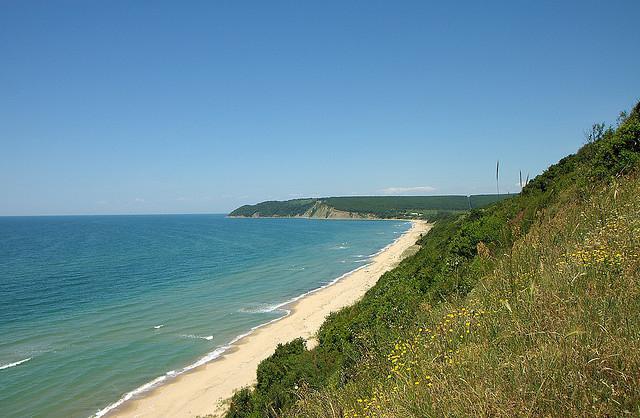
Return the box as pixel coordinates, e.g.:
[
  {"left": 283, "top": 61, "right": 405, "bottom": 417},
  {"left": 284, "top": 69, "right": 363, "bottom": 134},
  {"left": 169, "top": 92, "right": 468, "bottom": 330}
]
[
  {"left": 238, "top": 304, "right": 283, "bottom": 314},
  {"left": 0, "top": 357, "right": 32, "bottom": 371},
  {"left": 153, "top": 324, "right": 164, "bottom": 329},
  {"left": 91, "top": 325, "right": 280, "bottom": 418},
  {"left": 92, "top": 372, "right": 175, "bottom": 417},
  {"left": 181, "top": 334, "right": 214, "bottom": 341}
]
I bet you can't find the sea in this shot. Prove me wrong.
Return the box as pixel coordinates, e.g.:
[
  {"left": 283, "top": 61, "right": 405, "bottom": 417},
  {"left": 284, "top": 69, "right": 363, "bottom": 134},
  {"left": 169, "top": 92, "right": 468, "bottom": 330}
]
[{"left": 0, "top": 214, "right": 410, "bottom": 418}]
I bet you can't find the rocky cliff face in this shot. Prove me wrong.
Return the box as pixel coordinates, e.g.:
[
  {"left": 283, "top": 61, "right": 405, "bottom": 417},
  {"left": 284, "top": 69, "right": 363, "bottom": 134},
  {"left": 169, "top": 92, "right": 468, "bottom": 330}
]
[
  {"left": 300, "top": 201, "right": 375, "bottom": 219},
  {"left": 230, "top": 201, "right": 376, "bottom": 219}
]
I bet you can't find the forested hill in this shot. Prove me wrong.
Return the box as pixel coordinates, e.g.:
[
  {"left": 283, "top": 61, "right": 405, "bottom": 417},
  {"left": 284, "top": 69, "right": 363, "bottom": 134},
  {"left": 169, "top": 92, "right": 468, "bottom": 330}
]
[
  {"left": 222, "top": 101, "right": 640, "bottom": 417},
  {"left": 228, "top": 194, "right": 512, "bottom": 219}
]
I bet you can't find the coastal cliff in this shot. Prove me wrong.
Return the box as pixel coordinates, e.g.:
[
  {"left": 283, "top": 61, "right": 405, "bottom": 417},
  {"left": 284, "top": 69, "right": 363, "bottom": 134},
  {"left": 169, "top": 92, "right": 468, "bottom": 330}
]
[
  {"left": 228, "top": 200, "right": 375, "bottom": 219},
  {"left": 299, "top": 201, "right": 376, "bottom": 219},
  {"left": 228, "top": 194, "right": 512, "bottom": 220}
]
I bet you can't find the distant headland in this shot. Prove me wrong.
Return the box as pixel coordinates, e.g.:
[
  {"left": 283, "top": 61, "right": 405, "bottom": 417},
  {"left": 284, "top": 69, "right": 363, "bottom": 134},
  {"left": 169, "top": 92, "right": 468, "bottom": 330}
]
[{"left": 228, "top": 194, "right": 513, "bottom": 220}]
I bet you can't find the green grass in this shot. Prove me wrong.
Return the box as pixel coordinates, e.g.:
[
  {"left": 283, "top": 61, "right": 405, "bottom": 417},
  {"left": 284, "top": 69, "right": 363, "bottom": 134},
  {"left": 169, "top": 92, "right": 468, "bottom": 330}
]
[
  {"left": 292, "top": 172, "right": 640, "bottom": 418},
  {"left": 468, "top": 193, "right": 515, "bottom": 209},
  {"left": 222, "top": 100, "right": 640, "bottom": 418},
  {"left": 229, "top": 199, "right": 317, "bottom": 217}
]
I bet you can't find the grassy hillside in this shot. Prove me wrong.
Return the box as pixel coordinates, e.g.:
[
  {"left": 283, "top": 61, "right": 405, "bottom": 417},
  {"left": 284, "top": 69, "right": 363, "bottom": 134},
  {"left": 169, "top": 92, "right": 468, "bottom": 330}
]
[
  {"left": 230, "top": 199, "right": 318, "bottom": 217},
  {"left": 222, "top": 101, "right": 640, "bottom": 418},
  {"left": 468, "top": 193, "right": 514, "bottom": 209},
  {"left": 228, "top": 194, "right": 512, "bottom": 219}
]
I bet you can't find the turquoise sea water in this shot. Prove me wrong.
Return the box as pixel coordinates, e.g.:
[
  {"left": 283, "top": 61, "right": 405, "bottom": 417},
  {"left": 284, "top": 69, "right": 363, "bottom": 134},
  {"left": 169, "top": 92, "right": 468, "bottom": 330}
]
[{"left": 0, "top": 215, "right": 410, "bottom": 418}]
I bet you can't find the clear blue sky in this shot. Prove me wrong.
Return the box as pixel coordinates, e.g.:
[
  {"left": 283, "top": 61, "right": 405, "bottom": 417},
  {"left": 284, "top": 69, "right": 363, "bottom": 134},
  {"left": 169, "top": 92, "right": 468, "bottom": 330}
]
[{"left": 1, "top": 1, "right": 639, "bottom": 215}]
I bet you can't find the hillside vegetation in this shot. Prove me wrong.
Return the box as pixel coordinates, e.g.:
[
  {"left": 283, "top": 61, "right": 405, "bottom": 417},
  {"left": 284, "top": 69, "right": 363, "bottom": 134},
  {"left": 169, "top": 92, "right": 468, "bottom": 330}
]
[
  {"left": 222, "top": 101, "right": 640, "bottom": 417},
  {"left": 230, "top": 199, "right": 318, "bottom": 218},
  {"left": 229, "top": 194, "right": 512, "bottom": 220}
]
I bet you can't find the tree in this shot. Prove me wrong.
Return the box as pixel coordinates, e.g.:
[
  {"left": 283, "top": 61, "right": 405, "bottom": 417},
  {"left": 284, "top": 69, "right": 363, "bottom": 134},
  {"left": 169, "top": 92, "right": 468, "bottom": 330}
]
[{"left": 585, "top": 122, "right": 606, "bottom": 143}]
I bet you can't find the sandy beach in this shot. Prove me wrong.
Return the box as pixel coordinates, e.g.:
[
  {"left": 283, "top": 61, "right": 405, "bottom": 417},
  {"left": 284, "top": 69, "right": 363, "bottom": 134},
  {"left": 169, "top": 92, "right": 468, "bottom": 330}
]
[{"left": 108, "top": 220, "right": 431, "bottom": 418}]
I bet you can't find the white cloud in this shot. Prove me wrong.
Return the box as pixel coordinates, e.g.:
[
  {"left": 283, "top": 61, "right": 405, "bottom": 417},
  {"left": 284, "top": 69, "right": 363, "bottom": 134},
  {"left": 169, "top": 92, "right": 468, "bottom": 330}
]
[
  {"left": 380, "top": 186, "right": 437, "bottom": 195},
  {"left": 134, "top": 197, "right": 145, "bottom": 203}
]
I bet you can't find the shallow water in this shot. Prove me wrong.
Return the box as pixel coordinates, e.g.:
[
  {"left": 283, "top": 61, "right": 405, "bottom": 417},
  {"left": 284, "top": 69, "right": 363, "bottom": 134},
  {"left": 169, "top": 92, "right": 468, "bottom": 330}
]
[{"left": 0, "top": 214, "right": 410, "bottom": 418}]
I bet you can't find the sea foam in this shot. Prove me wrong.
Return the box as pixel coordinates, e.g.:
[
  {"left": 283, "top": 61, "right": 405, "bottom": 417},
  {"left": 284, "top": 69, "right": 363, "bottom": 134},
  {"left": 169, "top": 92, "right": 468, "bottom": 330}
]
[
  {"left": 181, "top": 334, "right": 214, "bottom": 341},
  {"left": 238, "top": 304, "right": 283, "bottom": 314},
  {"left": 0, "top": 357, "right": 32, "bottom": 370}
]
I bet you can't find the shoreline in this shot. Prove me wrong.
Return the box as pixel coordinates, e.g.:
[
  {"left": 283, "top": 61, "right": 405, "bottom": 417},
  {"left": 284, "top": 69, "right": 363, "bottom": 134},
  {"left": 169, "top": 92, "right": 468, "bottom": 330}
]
[{"left": 104, "top": 220, "right": 431, "bottom": 418}]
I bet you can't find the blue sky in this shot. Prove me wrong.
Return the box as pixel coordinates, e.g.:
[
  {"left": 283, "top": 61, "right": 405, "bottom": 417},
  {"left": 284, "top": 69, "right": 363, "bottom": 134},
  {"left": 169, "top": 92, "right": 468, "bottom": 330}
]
[{"left": 1, "top": 1, "right": 639, "bottom": 215}]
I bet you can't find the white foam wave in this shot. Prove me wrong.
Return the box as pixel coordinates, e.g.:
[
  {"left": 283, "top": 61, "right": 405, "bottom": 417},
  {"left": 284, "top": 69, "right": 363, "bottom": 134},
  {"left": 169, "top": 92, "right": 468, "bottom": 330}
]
[
  {"left": 366, "top": 227, "right": 409, "bottom": 259},
  {"left": 92, "top": 374, "right": 170, "bottom": 417},
  {"left": 181, "top": 334, "right": 214, "bottom": 341},
  {"left": 153, "top": 324, "right": 164, "bottom": 329},
  {"left": 91, "top": 325, "right": 281, "bottom": 417},
  {"left": 0, "top": 357, "right": 31, "bottom": 370},
  {"left": 238, "top": 304, "right": 283, "bottom": 314}
]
